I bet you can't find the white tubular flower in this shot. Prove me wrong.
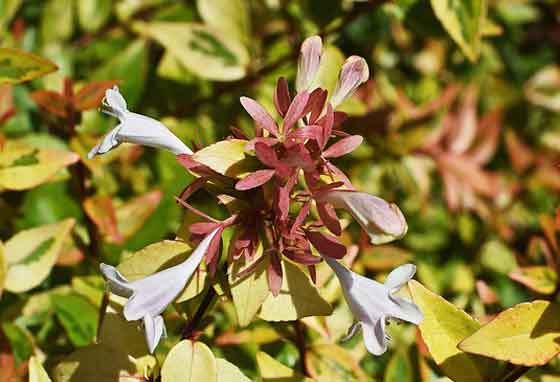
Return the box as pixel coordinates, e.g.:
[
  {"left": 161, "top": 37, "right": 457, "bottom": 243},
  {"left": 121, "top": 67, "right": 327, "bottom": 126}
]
[
  {"left": 325, "top": 259, "right": 423, "bottom": 355},
  {"left": 321, "top": 190, "right": 407, "bottom": 245},
  {"left": 88, "top": 86, "right": 192, "bottom": 159},
  {"left": 99, "top": 228, "right": 221, "bottom": 353},
  {"left": 296, "top": 35, "right": 323, "bottom": 92},
  {"left": 330, "top": 56, "right": 369, "bottom": 108}
]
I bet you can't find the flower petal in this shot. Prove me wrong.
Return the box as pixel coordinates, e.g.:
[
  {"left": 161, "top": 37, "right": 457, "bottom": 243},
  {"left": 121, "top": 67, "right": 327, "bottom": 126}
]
[
  {"left": 362, "top": 318, "right": 389, "bottom": 356},
  {"left": 99, "top": 263, "right": 133, "bottom": 297},
  {"left": 331, "top": 56, "right": 369, "bottom": 108},
  {"left": 143, "top": 314, "right": 165, "bottom": 354},
  {"left": 87, "top": 126, "right": 121, "bottom": 159},
  {"left": 102, "top": 86, "right": 128, "bottom": 118},
  {"left": 383, "top": 264, "right": 416, "bottom": 293},
  {"left": 390, "top": 295, "right": 423, "bottom": 325},
  {"left": 122, "top": 228, "right": 221, "bottom": 320},
  {"left": 296, "top": 36, "right": 322, "bottom": 92}
]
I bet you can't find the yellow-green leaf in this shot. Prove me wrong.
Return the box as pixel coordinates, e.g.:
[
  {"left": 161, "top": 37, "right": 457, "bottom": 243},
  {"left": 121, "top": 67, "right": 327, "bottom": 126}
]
[
  {"left": 40, "top": 0, "right": 73, "bottom": 41},
  {"left": 430, "top": 0, "right": 487, "bottom": 62},
  {"left": 459, "top": 300, "right": 560, "bottom": 366},
  {"left": 4, "top": 219, "right": 75, "bottom": 293},
  {"left": 384, "top": 351, "right": 413, "bottom": 382},
  {"left": 192, "top": 139, "right": 256, "bottom": 177},
  {"left": 161, "top": 340, "right": 217, "bottom": 382},
  {"left": 29, "top": 356, "right": 52, "bottom": 382},
  {"left": 525, "top": 65, "right": 560, "bottom": 111},
  {"left": 77, "top": 0, "right": 111, "bottom": 32},
  {"left": 0, "top": 48, "right": 57, "bottom": 84},
  {"left": 118, "top": 240, "right": 206, "bottom": 302},
  {"left": 314, "top": 45, "right": 345, "bottom": 97},
  {"left": 135, "top": 21, "right": 249, "bottom": 81},
  {"left": 197, "top": 0, "right": 250, "bottom": 46},
  {"left": 53, "top": 343, "right": 151, "bottom": 382},
  {"left": 216, "top": 358, "right": 252, "bottom": 382},
  {"left": 259, "top": 261, "right": 332, "bottom": 321},
  {"left": 509, "top": 266, "right": 558, "bottom": 295},
  {"left": 409, "top": 280, "right": 498, "bottom": 382},
  {"left": 230, "top": 257, "right": 270, "bottom": 327},
  {"left": 256, "top": 351, "right": 313, "bottom": 382},
  {"left": 306, "top": 344, "right": 366, "bottom": 382},
  {"left": 0, "top": 146, "right": 79, "bottom": 191}
]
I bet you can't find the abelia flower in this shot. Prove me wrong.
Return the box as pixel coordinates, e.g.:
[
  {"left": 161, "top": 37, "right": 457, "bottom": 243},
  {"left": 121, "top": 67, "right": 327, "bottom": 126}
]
[
  {"left": 331, "top": 56, "right": 370, "bottom": 108},
  {"left": 296, "top": 35, "right": 323, "bottom": 92},
  {"left": 324, "top": 258, "right": 423, "bottom": 355},
  {"left": 88, "top": 86, "right": 192, "bottom": 159},
  {"left": 319, "top": 190, "right": 407, "bottom": 244},
  {"left": 99, "top": 227, "right": 221, "bottom": 353}
]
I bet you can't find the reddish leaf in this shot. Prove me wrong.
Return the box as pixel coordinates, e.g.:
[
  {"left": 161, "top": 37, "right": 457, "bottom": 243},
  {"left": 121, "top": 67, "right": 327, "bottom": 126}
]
[
  {"left": 273, "top": 77, "right": 291, "bottom": 117},
  {"left": 323, "top": 135, "right": 363, "bottom": 158},
  {"left": 240, "top": 96, "right": 279, "bottom": 137},
  {"left": 476, "top": 280, "right": 498, "bottom": 305},
  {"left": 283, "top": 91, "right": 310, "bottom": 132},
  {"left": 267, "top": 251, "right": 283, "bottom": 297},
  {"left": 74, "top": 80, "right": 119, "bottom": 110},
  {"left": 245, "top": 137, "right": 278, "bottom": 151},
  {"left": 305, "top": 230, "right": 346, "bottom": 259},
  {"left": 235, "top": 169, "right": 276, "bottom": 190},
  {"left": 505, "top": 129, "right": 534, "bottom": 173},
  {"left": 316, "top": 201, "right": 341, "bottom": 235},
  {"left": 176, "top": 154, "right": 231, "bottom": 182},
  {"left": 469, "top": 110, "right": 501, "bottom": 165},
  {"left": 307, "top": 88, "right": 327, "bottom": 124},
  {"left": 31, "top": 90, "right": 70, "bottom": 118},
  {"left": 333, "top": 111, "right": 347, "bottom": 127},
  {"left": 283, "top": 249, "right": 321, "bottom": 265},
  {"left": 254, "top": 142, "right": 279, "bottom": 168},
  {"left": 289, "top": 202, "right": 311, "bottom": 237},
  {"left": 83, "top": 195, "right": 123, "bottom": 244},
  {"left": 316, "top": 104, "right": 334, "bottom": 149},
  {"left": 230, "top": 126, "right": 249, "bottom": 139},
  {"left": 190, "top": 222, "right": 220, "bottom": 235}
]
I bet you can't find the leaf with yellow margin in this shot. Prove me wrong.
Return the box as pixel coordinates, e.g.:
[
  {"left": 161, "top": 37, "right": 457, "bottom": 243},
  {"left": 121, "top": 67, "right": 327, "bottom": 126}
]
[
  {"left": 216, "top": 358, "right": 252, "bottom": 382},
  {"left": 161, "top": 340, "right": 217, "bottom": 382},
  {"left": 409, "top": 280, "right": 501, "bottom": 382},
  {"left": 0, "top": 48, "right": 57, "bottom": 84},
  {"left": 29, "top": 356, "right": 52, "bottom": 382},
  {"left": 459, "top": 300, "right": 560, "bottom": 366},
  {"left": 4, "top": 219, "right": 75, "bottom": 293}
]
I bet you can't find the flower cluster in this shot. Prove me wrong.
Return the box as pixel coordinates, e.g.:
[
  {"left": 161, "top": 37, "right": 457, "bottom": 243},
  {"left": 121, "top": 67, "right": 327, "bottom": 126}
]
[{"left": 92, "top": 36, "right": 422, "bottom": 355}]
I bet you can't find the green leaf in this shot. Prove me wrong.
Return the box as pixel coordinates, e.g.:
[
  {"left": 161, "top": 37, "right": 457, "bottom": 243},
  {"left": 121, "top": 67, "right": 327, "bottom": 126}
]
[
  {"left": 480, "top": 240, "right": 517, "bottom": 275},
  {"left": 256, "top": 351, "right": 313, "bottom": 382},
  {"left": 459, "top": 300, "right": 560, "bottom": 366},
  {"left": 306, "top": 344, "right": 366, "bottom": 382},
  {"left": 430, "top": 0, "right": 487, "bottom": 62},
  {"left": 161, "top": 340, "right": 217, "bottom": 382},
  {"left": 135, "top": 21, "right": 250, "bottom": 81},
  {"left": 196, "top": 0, "right": 250, "bottom": 46},
  {"left": 40, "top": 0, "right": 73, "bottom": 41},
  {"left": 384, "top": 351, "right": 413, "bottom": 382},
  {"left": 259, "top": 261, "right": 332, "bottom": 321},
  {"left": 230, "top": 256, "right": 270, "bottom": 327},
  {"left": 117, "top": 240, "right": 206, "bottom": 302},
  {"left": 216, "top": 358, "right": 252, "bottom": 382},
  {"left": 409, "top": 280, "right": 500, "bottom": 382},
  {"left": 0, "top": 48, "right": 57, "bottom": 84},
  {"left": 29, "top": 356, "right": 52, "bottom": 382},
  {"left": 77, "top": 0, "right": 112, "bottom": 32},
  {"left": 509, "top": 266, "right": 558, "bottom": 295},
  {"left": 53, "top": 294, "right": 98, "bottom": 347},
  {"left": 1, "top": 322, "right": 33, "bottom": 366},
  {"left": 192, "top": 139, "right": 257, "bottom": 177},
  {"left": 0, "top": 0, "right": 22, "bottom": 35},
  {"left": 4, "top": 219, "right": 75, "bottom": 293},
  {"left": 92, "top": 39, "right": 148, "bottom": 108}
]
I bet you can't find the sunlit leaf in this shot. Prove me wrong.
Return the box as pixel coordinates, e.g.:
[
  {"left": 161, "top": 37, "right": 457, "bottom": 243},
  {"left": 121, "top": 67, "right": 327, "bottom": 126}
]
[
  {"left": 459, "top": 300, "right": 560, "bottom": 366},
  {"left": 409, "top": 280, "right": 500, "bottom": 382},
  {"left": 134, "top": 21, "right": 250, "bottom": 81},
  {"left": 256, "top": 351, "right": 313, "bottom": 382},
  {"left": 259, "top": 260, "right": 332, "bottom": 321},
  {"left": 192, "top": 139, "right": 256, "bottom": 177},
  {"left": 525, "top": 65, "right": 560, "bottom": 112},
  {"left": 53, "top": 294, "right": 98, "bottom": 347},
  {"left": 430, "top": 0, "right": 487, "bottom": 62},
  {"left": 4, "top": 219, "right": 75, "bottom": 293},
  {"left": 197, "top": 0, "right": 250, "bottom": 46},
  {"left": 29, "top": 356, "right": 52, "bottom": 382},
  {"left": 509, "top": 266, "right": 558, "bottom": 295},
  {"left": 77, "top": 0, "right": 112, "bottom": 32},
  {"left": 1, "top": 322, "right": 33, "bottom": 366},
  {"left": 306, "top": 344, "right": 366, "bottom": 382},
  {"left": 216, "top": 358, "right": 252, "bottom": 382},
  {"left": 0, "top": 48, "right": 57, "bottom": 84},
  {"left": 161, "top": 340, "right": 217, "bottom": 382},
  {"left": 384, "top": 350, "right": 413, "bottom": 382},
  {"left": 115, "top": 190, "right": 163, "bottom": 241},
  {"left": 230, "top": 256, "right": 270, "bottom": 327}
]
